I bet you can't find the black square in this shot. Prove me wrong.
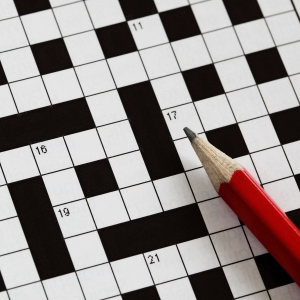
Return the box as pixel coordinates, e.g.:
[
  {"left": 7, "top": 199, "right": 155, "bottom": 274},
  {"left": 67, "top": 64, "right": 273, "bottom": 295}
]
[
  {"left": 189, "top": 268, "right": 233, "bottom": 300},
  {"left": 14, "top": 0, "right": 51, "bottom": 16},
  {"left": 183, "top": 65, "right": 224, "bottom": 101},
  {"left": 206, "top": 124, "right": 249, "bottom": 158},
  {"left": 246, "top": 48, "right": 287, "bottom": 84},
  {"left": 286, "top": 207, "right": 300, "bottom": 229},
  {"left": 123, "top": 286, "right": 160, "bottom": 300},
  {"left": 0, "top": 62, "right": 7, "bottom": 86},
  {"left": 270, "top": 106, "right": 300, "bottom": 145},
  {"left": 31, "top": 39, "right": 73, "bottom": 75},
  {"left": 0, "top": 271, "right": 6, "bottom": 292},
  {"left": 223, "top": 0, "right": 263, "bottom": 25},
  {"left": 160, "top": 6, "right": 200, "bottom": 42},
  {"left": 75, "top": 159, "right": 118, "bottom": 198},
  {"left": 119, "top": 0, "right": 157, "bottom": 20},
  {"left": 295, "top": 174, "right": 300, "bottom": 191},
  {"left": 96, "top": 23, "right": 137, "bottom": 59},
  {"left": 255, "top": 253, "right": 293, "bottom": 289}
]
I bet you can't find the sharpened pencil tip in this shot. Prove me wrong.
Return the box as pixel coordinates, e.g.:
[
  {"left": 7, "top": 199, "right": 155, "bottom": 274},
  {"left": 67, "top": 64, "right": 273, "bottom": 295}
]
[{"left": 184, "top": 127, "right": 196, "bottom": 143}]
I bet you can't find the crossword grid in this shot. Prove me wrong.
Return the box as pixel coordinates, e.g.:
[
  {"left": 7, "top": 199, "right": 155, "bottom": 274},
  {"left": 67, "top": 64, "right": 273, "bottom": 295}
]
[{"left": 0, "top": 0, "right": 300, "bottom": 299}]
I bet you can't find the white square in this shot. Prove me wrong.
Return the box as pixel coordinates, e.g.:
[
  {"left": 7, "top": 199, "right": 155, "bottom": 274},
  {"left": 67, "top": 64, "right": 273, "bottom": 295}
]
[
  {"left": 223, "top": 259, "right": 265, "bottom": 298},
  {"left": 32, "top": 137, "right": 72, "bottom": 174},
  {"left": 0, "top": 167, "right": 5, "bottom": 185},
  {"left": 9, "top": 282, "right": 47, "bottom": 300},
  {"left": 88, "top": 191, "right": 129, "bottom": 228},
  {"left": 76, "top": 60, "right": 115, "bottom": 96},
  {"left": 140, "top": 44, "right": 180, "bottom": 79},
  {"left": 175, "top": 137, "right": 203, "bottom": 171},
  {"left": 66, "top": 231, "right": 107, "bottom": 270},
  {"left": 172, "top": 35, "right": 211, "bottom": 71},
  {"left": 215, "top": 57, "right": 255, "bottom": 92},
  {"left": 151, "top": 73, "right": 192, "bottom": 109},
  {"left": 43, "top": 168, "right": 84, "bottom": 206},
  {"left": 0, "top": 0, "right": 18, "bottom": 20},
  {"left": 227, "top": 86, "right": 267, "bottom": 122},
  {"left": 258, "top": 0, "right": 293, "bottom": 17},
  {"left": 54, "top": 199, "right": 96, "bottom": 238},
  {"left": 0, "top": 18, "right": 27, "bottom": 52},
  {"left": 178, "top": 237, "right": 220, "bottom": 274},
  {"left": 195, "top": 94, "right": 235, "bottom": 131},
  {"left": 108, "top": 52, "right": 148, "bottom": 88},
  {"left": 251, "top": 146, "right": 293, "bottom": 183},
  {"left": 86, "top": 0, "right": 125, "bottom": 28},
  {"left": 187, "top": 168, "right": 218, "bottom": 201},
  {"left": 111, "top": 255, "right": 153, "bottom": 293},
  {"left": 78, "top": 264, "right": 119, "bottom": 300},
  {"left": 157, "top": 277, "right": 197, "bottom": 300},
  {"left": 243, "top": 226, "right": 267, "bottom": 256},
  {"left": 121, "top": 182, "right": 162, "bottom": 219},
  {"left": 10, "top": 77, "right": 50, "bottom": 112},
  {"left": 43, "top": 69, "right": 83, "bottom": 104},
  {"left": 0, "top": 186, "right": 17, "bottom": 221},
  {"left": 129, "top": 14, "right": 168, "bottom": 49},
  {"left": 263, "top": 177, "right": 300, "bottom": 212},
  {"left": 0, "top": 146, "right": 39, "bottom": 183},
  {"left": 109, "top": 151, "right": 150, "bottom": 188},
  {"left": 154, "top": 0, "right": 188, "bottom": 12},
  {"left": 65, "top": 31, "right": 104, "bottom": 66},
  {"left": 53, "top": 2, "right": 93, "bottom": 36},
  {"left": 87, "top": 90, "right": 127, "bottom": 126},
  {"left": 0, "top": 250, "right": 39, "bottom": 289},
  {"left": 145, "top": 246, "right": 186, "bottom": 284},
  {"left": 154, "top": 173, "right": 194, "bottom": 210},
  {"left": 0, "top": 85, "right": 17, "bottom": 118},
  {"left": 211, "top": 227, "right": 252, "bottom": 265},
  {"left": 235, "top": 19, "right": 274, "bottom": 54},
  {"left": 259, "top": 78, "right": 298, "bottom": 113},
  {"left": 0, "top": 218, "right": 27, "bottom": 256},
  {"left": 198, "top": 197, "right": 240, "bottom": 233},
  {"left": 163, "top": 103, "right": 203, "bottom": 139},
  {"left": 192, "top": 0, "right": 231, "bottom": 33},
  {"left": 239, "top": 116, "right": 280, "bottom": 152},
  {"left": 204, "top": 27, "right": 243, "bottom": 62},
  {"left": 65, "top": 129, "right": 106, "bottom": 166},
  {"left": 267, "top": 12, "right": 300, "bottom": 46},
  {"left": 240, "top": 292, "right": 267, "bottom": 300},
  {"left": 98, "top": 120, "right": 138, "bottom": 157},
  {"left": 43, "top": 273, "right": 84, "bottom": 300},
  {"left": 278, "top": 42, "right": 300, "bottom": 75},
  {"left": 49, "top": 0, "right": 78, "bottom": 6},
  {"left": 21, "top": 10, "right": 61, "bottom": 44},
  {"left": 291, "top": 73, "right": 300, "bottom": 99},
  {"left": 284, "top": 141, "right": 300, "bottom": 174},
  {"left": 269, "top": 282, "right": 300, "bottom": 300},
  {"left": 1, "top": 47, "right": 39, "bottom": 82},
  {"left": 0, "top": 292, "right": 9, "bottom": 300}
]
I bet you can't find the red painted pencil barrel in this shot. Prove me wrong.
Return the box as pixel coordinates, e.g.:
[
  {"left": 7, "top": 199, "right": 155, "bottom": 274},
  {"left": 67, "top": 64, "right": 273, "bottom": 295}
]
[{"left": 219, "top": 169, "right": 300, "bottom": 285}]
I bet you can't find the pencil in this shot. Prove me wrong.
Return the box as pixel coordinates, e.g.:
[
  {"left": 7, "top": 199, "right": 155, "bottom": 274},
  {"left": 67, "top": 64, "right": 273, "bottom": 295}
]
[{"left": 183, "top": 127, "right": 300, "bottom": 285}]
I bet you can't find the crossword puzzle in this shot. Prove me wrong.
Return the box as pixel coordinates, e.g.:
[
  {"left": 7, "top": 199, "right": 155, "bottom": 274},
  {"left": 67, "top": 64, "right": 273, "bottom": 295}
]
[{"left": 0, "top": 0, "right": 300, "bottom": 299}]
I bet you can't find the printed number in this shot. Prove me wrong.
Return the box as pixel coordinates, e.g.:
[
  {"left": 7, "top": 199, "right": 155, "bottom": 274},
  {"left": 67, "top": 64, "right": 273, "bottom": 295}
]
[
  {"left": 167, "top": 111, "right": 177, "bottom": 120},
  {"left": 133, "top": 22, "right": 143, "bottom": 31},
  {"left": 148, "top": 254, "right": 160, "bottom": 264},
  {"left": 58, "top": 208, "right": 70, "bottom": 217},
  {"left": 36, "top": 145, "right": 47, "bottom": 155}
]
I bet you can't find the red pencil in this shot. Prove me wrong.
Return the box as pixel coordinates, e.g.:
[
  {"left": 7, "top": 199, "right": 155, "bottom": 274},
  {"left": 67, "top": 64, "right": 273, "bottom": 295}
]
[{"left": 184, "top": 127, "right": 300, "bottom": 285}]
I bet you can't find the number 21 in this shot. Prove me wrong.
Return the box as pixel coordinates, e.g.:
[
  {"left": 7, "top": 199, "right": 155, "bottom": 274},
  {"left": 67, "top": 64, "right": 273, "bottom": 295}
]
[{"left": 148, "top": 253, "right": 160, "bottom": 264}]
